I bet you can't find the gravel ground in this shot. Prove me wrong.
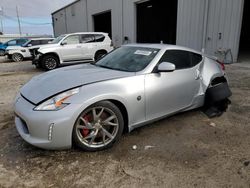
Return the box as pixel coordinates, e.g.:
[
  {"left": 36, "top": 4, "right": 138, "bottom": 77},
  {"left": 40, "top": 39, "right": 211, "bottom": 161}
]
[{"left": 0, "top": 57, "right": 249, "bottom": 188}]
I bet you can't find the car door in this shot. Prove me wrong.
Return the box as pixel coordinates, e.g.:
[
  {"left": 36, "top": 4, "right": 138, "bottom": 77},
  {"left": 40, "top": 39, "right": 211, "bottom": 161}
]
[
  {"left": 145, "top": 50, "right": 202, "bottom": 120},
  {"left": 79, "top": 34, "right": 96, "bottom": 60},
  {"left": 59, "top": 34, "right": 83, "bottom": 62}
]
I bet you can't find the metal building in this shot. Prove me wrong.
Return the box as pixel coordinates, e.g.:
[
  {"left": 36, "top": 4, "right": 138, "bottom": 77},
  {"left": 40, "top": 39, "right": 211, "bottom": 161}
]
[{"left": 52, "top": 0, "right": 250, "bottom": 62}]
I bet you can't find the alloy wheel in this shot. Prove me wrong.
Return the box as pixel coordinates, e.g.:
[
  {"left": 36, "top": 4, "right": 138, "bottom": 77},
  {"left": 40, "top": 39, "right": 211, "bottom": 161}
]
[
  {"left": 44, "top": 57, "right": 57, "bottom": 70},
  {"left": 75, "top": 106, "right": 119, "bottom": 148},
  {"left": 12, "top": 53, "right": 23, "bottom": 62}
]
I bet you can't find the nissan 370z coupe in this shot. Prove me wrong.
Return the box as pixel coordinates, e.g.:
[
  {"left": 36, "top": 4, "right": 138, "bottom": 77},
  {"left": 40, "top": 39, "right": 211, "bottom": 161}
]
[{"left": 14, "top": 44, "right": 231, "bottom": 151}]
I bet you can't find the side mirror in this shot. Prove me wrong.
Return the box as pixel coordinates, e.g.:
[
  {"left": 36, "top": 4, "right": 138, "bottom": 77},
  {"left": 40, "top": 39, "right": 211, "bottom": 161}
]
[
  {"left": 28, "top": 44, "right": 32, "bottom": 47},
  {"left": 61, "top": 41, "right": 67, "bottom": 46},
  {"left": 157, "top": 62, "right": 175, "bottom": 72}
]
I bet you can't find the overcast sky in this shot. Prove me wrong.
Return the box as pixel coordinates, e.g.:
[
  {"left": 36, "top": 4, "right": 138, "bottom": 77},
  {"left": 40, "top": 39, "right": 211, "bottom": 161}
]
[{"left": 0, "top": 0, "right": 75, "bottom": 35}]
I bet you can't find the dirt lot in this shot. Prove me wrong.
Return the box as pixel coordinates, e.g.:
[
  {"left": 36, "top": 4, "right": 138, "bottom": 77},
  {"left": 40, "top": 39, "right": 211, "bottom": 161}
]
[{"left": 0, "top": 57, "right": 249, "bottom": 188}]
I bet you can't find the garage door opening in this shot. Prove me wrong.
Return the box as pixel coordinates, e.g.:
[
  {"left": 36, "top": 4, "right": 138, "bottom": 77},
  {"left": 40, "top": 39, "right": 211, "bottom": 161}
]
[
  {"left": 238, "top": 0, "right": 250, "bottom": 62},
  {"left": 93, "top": 11, "right": 112, "bottom": 38},
  {"left": 136, "top": 0, "right": 178, "bottom": 44}
]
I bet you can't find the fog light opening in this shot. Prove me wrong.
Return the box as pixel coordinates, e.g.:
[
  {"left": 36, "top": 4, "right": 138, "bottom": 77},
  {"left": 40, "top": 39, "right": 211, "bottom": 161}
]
[{"left": 48, "top": 123, "right": 54, "bottom": 141}]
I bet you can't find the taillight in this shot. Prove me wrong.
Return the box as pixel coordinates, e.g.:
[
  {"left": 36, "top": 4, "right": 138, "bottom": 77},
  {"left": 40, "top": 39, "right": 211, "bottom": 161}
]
[{"left": 217, "top": 60, "right": 225, "bottom": 71}]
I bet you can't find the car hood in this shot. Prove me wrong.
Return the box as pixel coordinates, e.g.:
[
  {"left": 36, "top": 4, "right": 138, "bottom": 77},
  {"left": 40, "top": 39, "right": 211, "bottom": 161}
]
[
  {"left": 7, "top": 46, "right": 24, "bottom": 50},
  {"left": 20, "top": 64, "right": 135, "bottom": 104}
]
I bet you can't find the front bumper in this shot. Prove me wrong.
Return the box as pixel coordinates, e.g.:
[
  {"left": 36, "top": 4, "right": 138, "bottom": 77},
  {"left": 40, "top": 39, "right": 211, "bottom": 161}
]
[
  {"left": 32, "top": 54, "right": 42, "bottom": 65},
  {"left": 14, "top": 94, "right": 82, "bottom": 150}
]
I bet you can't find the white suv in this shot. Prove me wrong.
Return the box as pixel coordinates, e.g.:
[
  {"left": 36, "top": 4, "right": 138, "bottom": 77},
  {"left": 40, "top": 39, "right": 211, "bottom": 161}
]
[
  {"left": 33, "top": 32, "right": 114, "bottom": 70},
  {"left": 6, "top": 38, "right": 54, "bottom": 62}
]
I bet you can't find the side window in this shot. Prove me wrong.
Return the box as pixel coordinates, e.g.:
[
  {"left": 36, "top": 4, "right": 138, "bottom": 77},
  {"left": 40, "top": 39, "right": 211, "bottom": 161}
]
[
  {"left": 7, "top": 40, "right": 17, "bottom": 46},
  {"left": 41, "top": 40, "right": 52, "bottom": 44},
  {"left": 159, "top": 50, "right": 192, "bottom": 70},
  {"left": 17, "top": 39, "right": 26, "bottom": 45},
  {"left": 191, "top": 52, "right": 203, "bottom": 66},
  {"left": 81, "top": 34, "right": 95, "bottom": 43},
  {"left": 31, "top": 40, "right": 40, "bottom": 46},
  {"left": 63, "top": 35, "right": 80, "bottom": 45},
  {"left": 95, "top": 34, "right": 105, "bottom": 42}
]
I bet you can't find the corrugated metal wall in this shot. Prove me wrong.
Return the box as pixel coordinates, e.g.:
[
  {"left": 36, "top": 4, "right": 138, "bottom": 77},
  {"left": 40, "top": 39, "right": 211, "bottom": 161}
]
[
  {"left": 52, "top": 0, "right": 245, "bottom": 61},
  {"left": 177, "top": 0, "right": 244, "bottom": 62},
  {"left": 204, "top": 0, "right": 244, "bottom": 62},
  {"left": 52, "top": 0, "right": 88, "bottom": 37},
  {"left": 176, "top": 0, "right": 206, "bottom": 51}
]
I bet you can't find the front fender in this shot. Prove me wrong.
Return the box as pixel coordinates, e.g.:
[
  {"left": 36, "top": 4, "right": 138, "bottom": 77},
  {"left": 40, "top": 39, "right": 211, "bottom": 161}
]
[{"left": 68, "top": 75, "right": 146, "bottom": 129}]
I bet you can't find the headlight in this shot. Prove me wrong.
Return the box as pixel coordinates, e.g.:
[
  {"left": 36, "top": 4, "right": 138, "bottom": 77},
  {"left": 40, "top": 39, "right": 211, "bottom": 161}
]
[{"left": 34, "top": 88, "right": 80, "bottom": 111}]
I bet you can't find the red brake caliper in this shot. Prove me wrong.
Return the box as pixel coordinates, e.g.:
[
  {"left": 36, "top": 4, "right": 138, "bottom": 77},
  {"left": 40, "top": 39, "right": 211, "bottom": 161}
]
[{"left": 82, "top": 115, "right": 91, "bottom": 137}]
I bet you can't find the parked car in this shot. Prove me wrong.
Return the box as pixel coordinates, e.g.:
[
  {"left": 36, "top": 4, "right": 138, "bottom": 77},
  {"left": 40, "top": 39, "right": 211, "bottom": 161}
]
[
  {"left": 6, "top": 38, "right": 54, "bottom": 62},
  {"left": 32, "top": 32, "right": 113, "bottom": 70},
  {"left": 14, "top": 44, "right": 231, "bottom": 151},
  {"left": 0, "top": 38, "right": 28, "bottom": 56}
]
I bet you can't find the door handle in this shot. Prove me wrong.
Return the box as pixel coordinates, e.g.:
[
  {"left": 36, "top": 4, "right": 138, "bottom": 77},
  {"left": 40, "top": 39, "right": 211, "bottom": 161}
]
[
  {"left": 76, "top": 46, "right": 82, "bottom": 48},
  {"left": 218, "top": 33, "right": 222, "bottom": 40}
]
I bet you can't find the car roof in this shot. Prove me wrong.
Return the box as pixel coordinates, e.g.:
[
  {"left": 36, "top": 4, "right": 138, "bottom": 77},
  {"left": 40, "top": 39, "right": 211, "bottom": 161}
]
[
  {"left": 67, "top": 32, "right": 108, "bottom": 36},
  {"left": 124, "top": 43, "right": 203, "bottom": 55},
  {"left": 29, "top": 38, "right": 54, "bottom": 41},
  {"left": 8, "top": 38, "right": 28, "bottom": 41}
]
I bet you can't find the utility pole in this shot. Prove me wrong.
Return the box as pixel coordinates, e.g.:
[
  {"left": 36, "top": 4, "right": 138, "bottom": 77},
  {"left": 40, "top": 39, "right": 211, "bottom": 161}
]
[
  {"left": 0, "top": 7, "right": 3, "bottom": 33},
  {"left": 16, "top": 6, "right": 22, "bottom": 35}
]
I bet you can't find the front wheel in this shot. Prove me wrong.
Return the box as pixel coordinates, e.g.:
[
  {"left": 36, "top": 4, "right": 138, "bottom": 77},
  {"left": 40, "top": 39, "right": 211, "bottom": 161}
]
[
  {"left": 42, "top": 55, "right": 59, "bottom": 71},
  {"left": 73, "top": 101, "right": 124, "bottom": 151},
  {"left": 12, "top": 53, "right": 24, "bottom": 62}
]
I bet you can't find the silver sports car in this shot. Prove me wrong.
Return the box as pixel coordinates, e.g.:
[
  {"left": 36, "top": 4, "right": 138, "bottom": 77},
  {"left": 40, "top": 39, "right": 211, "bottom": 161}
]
[{"left": 14, "top": 44, "right": 231, "bottom": 151}]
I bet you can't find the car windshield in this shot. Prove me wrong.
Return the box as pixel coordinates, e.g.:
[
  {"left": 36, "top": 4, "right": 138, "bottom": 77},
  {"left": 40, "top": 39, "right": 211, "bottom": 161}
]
[
  {"left": 95, "top": 46, "right": 160, "bottom": 72},
  {"left": 50, "top": 35, "right": 66, "bottom": 44}
]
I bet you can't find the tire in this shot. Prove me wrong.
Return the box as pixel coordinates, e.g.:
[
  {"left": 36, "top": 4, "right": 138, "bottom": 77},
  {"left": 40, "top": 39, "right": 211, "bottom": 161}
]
[
  {"left": 7, "top": 54, "right": 12, "bottom": 60},
  {"left": 35, "top": 63, "right": 42, "bottom": 69},
  {"left": 0, "top": 50, "right": 4, "bottom": 56},
  {"left": 73, "top": 101, "right": 124, "bottom": 151},
  {"left": 12, "top": 53, "right": 24, "bottom": 62},
  {"left": 41, "top": 55, "right": 59, "bottom": 71},
  {"left": 203, "top": 82, "right": 232, "bottom": 118},
  {"left": 95, "top": 51, "right": 107, "bottom": 61}
]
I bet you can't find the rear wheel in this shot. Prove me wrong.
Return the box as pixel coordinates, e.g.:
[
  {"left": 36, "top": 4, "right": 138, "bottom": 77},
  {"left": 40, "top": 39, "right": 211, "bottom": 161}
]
[
  {"left": 12, "top": 53, "right": 23, "bottom": 62},
  {"left": 42, "top": 55, "right": 58, "bottom": 71},
  {"left": 203, "top": 81, "right": 232, "bottom": 118},
  {"left": 73, "top": 101, "right": 124, "bottom": 151},
  {"left": 95, "top": 51, "right": 107, "bottom": 61}
]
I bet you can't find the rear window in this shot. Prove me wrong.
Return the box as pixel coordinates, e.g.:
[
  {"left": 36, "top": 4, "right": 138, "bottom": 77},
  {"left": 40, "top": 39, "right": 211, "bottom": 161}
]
[
  {"left": 95, "top": 34, "right": 105, "bottom": 42},
  {"left": 81, "top": 34, "right": 95, "bottom": 43}
]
